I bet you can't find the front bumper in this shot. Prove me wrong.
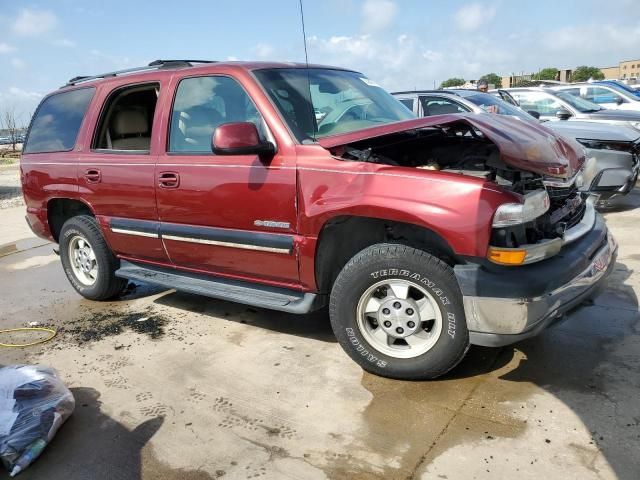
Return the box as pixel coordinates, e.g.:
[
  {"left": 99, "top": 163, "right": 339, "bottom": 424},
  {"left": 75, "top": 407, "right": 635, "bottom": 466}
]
[
  {"left": 454, "top": 214, "right": 617, "bottom": 347},
  {"left": 584, "top": 148, "right": 639, "bottom": 199}
]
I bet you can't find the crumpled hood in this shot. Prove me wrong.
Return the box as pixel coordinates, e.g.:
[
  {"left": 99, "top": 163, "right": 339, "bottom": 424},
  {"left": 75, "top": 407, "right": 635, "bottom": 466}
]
[{"left": 317, "top": 113, "right": 585, "bottom": 178}]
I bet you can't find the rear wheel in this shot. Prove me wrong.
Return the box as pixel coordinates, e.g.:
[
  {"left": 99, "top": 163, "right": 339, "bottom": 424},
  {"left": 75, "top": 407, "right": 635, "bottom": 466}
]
[
  {"left": 59, "top": 215, "right": 127, "bottom": 300},
  {"left": 329, "top": 243, "right": 469, "bottom": 380}
]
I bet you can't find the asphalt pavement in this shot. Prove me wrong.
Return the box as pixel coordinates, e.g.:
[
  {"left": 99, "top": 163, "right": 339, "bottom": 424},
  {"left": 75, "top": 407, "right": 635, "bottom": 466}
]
[{"left": 1, "top": 166, "right": 639, "bottom": 479}]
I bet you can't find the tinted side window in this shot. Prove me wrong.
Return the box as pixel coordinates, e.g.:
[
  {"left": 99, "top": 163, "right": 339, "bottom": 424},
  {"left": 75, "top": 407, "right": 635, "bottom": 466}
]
[
  {"left": 169, "top": 76, "right": 264, "bottom": 153},
  {"left": 24, "top": 87, "right": 95, "bottom": 154},
  {"left": 419, "top": 96, "right": 468, "bottom": 116}
]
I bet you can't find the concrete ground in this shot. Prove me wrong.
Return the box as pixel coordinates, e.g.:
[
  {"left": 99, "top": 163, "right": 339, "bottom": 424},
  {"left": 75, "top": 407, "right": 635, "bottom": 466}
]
[{"left": 1, "top": 164, "right": 639, "bottom": 479}]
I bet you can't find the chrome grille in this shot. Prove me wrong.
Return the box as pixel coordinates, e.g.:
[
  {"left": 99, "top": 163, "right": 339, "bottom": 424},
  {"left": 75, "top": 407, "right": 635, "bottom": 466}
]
[{"left": 545, "top": 183, "right": 585, "bottom": 230}]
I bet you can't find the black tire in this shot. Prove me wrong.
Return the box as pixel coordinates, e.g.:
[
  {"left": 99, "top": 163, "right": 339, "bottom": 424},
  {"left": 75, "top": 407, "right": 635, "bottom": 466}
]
[
  {"left": 59, "top": 215, "right": 127, "bottom": 301},
  {"left": 329, "top": 243, "right": 469, "bottom": 380}
]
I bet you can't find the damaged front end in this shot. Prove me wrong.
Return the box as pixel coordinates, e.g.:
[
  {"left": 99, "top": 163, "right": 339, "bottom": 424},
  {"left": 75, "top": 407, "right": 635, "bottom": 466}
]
[{"left": 319, "top": 113, "right": 597, "bottom": 267}]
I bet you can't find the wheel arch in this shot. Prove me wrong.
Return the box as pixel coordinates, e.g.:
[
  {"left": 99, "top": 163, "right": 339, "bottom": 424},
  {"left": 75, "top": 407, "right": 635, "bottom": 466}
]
[
  {"left": 47, "top": 197, "right": 96, "bottom": 242},
  {"left": 314, "top": 215, "right": 460, "bottom": 294}
]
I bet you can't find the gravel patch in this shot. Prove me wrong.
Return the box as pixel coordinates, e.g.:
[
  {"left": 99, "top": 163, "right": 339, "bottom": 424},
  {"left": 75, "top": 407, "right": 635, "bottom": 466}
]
[{"left": 0, "top": 163, "right": 23, "bottom": 209}]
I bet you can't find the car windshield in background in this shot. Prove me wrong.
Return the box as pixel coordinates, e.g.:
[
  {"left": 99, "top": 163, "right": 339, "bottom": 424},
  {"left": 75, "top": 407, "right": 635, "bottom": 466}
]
[
  {"left": 464, "top": 93, "right": 535, "bottom": 122},
  {"left": 254, "top": 68, "right": 415, "bottom": 142},
  {"left": 554, "top": 91, "right": 602, "bottom": 113}
]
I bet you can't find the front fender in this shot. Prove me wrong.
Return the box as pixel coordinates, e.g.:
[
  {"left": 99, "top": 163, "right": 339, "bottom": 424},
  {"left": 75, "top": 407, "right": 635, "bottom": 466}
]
[{"left": 297, "top": 161, "right": 515, "bottom": 258}]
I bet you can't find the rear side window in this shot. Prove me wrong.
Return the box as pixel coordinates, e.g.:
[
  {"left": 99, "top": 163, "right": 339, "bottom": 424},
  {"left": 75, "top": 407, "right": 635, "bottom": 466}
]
[{"left": 24, "top": 87, "right": 95, "bottom": 154}]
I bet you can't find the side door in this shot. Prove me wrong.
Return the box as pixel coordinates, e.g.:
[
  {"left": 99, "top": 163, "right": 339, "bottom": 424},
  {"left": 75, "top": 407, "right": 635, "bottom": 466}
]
[
  {"left": 155, "top": 74, "right": 299, "bottom": 285},
  {"left": 78, "top": 81, "right": 169, "bottom": 263}
]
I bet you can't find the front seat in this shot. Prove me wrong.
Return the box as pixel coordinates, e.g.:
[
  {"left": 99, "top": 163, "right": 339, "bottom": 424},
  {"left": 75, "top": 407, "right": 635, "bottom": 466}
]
[
  {"left": 173, "top": 106, "right": 224, "bottom": 152},
  {"left": 110, "top": 109, "right": 150, "bottom": 150}
]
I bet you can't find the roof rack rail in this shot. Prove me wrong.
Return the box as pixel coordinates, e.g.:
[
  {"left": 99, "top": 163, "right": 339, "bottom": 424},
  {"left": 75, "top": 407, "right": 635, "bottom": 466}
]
[{"left": 64, "top": 59, "right": 216, "bottom": 87}]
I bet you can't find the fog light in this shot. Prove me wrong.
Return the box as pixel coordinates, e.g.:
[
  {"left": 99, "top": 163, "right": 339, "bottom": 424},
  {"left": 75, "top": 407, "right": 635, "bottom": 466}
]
[{"left": 488, "top": 247, "right": 527, "bottom": 265}]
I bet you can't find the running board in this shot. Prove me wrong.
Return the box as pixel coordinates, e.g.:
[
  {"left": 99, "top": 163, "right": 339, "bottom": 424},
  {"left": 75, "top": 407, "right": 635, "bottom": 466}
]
[{"left": 115, "top": 261, "right": 326, "bottom": 314}]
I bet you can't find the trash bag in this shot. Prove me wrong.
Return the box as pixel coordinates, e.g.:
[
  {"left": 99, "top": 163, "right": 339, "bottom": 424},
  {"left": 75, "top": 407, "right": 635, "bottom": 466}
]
[{"left": 0, "top": 365, "right": 75, "bottom": 476}]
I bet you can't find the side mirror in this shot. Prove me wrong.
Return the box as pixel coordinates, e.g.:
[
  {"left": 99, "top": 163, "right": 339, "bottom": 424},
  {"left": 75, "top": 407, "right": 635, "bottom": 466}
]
[
  {"left": 616, "top": 96, "right": 624, "bottom": 105},
  {"left": 212, "top": 122, "right": 275, "bottom": 156},
  {"left": 527, "top": 110, "right": 541, "bottom": 119},
  {"left": 555, "top": 109, "right": 572, "bottom": 120}
]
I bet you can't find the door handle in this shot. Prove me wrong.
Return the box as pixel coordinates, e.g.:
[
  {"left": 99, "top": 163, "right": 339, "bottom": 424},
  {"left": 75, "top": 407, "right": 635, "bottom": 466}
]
[
  {"left": 84, "top": 169, "right": 101, "bottom": 184},
  {"left": 158, "top": 171, "right": 180, "bottom": 188}
]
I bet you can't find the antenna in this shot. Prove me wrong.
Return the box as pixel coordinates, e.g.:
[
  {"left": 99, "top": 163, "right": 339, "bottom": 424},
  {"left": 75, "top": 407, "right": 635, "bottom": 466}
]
[
  {"left": 299, "top": 0, "right": 310, "bottom": 68},
  {"left": 298, "top": 0, "right": 316, "bottom": 141}
]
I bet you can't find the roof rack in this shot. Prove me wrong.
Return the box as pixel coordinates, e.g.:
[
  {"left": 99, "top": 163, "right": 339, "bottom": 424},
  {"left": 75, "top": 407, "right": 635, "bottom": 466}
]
[{"left": 64, "top": 59, "right": 216, "bottom": 87}]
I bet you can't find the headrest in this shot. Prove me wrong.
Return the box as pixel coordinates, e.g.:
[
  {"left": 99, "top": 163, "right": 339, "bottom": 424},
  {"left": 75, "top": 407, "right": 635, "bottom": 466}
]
[
  {"left": 179, "top": 107, "right": 223, "bottom": 137},
  {"left": 112, "top": 109, "right": 148, "bottom": 135}
]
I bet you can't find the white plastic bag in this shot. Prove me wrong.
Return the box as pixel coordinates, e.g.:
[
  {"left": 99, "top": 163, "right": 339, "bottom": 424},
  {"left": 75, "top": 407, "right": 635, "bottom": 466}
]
[{"left": 0, "top": 365, "right": 75, "bottom": 476}]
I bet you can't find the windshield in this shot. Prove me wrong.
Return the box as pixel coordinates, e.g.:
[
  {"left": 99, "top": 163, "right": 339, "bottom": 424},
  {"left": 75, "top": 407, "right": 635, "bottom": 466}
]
[
  {"left": 464, "top": 93, "right": 536, "bottom": 122},
  {"left": 254, "top": 68, "right": 414, "bottom": 142},
  {"left": 554, "top": 91, "right": 602, "bottom": 112}
]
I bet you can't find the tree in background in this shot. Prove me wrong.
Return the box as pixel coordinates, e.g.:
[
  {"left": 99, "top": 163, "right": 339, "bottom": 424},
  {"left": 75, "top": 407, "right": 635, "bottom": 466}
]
[
  {"left": 533, "top": 67, "right": 558, "bottom": 81},
  {"left": 439, "top": 78, "right": 465, "bottom": 88},
  {"left": 572, "top": 66, "right": 605, "bottom": 82},
  {"left": 479, "top": 73, "right": 502, "bottom": 88},
  {"left": 1, "top": 107, "right": 20, "bottom": 152}
]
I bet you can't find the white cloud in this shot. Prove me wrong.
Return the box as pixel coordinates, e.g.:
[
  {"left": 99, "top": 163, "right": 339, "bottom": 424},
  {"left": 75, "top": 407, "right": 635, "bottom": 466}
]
[
  {"left": 423, "top": 50, "right": 443, "bottom": 62},
  {"left": 254, "top": 43, "right": 275, "bottom": 58},
  {"left": 454, "top": 3, "right": 496, "bottom": 31},
  {"left": 0, "top": 43, "right": 16, "bottom": 54},
  {"left": 361, "top": 0, "right": 397, "bottom": 31},
  {"left": 12, "top": 9, "right": 58, "bottom": 36},
  {"left": 7, "top": 87, "right": 43, "bottom": 100},
  {"left": 10, "top": 58, "right": 26, "bottom": 70},
  {"left": 52, "top": 38, "right": 76, "bottom": 48}
]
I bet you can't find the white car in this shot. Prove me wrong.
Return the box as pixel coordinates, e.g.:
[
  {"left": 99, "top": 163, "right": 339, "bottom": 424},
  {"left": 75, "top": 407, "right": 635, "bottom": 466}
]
[{"left": 553, "top": 83, "right": 640, "bottom": 111}]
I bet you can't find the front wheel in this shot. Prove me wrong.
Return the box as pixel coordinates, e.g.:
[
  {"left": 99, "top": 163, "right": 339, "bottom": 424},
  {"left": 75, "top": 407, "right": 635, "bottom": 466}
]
[
  {"left": 59, "top": 215, "right": 127, "bottom": 300},
  {"left": 329, "top": 243, "right": 469, "bottom": 380}
]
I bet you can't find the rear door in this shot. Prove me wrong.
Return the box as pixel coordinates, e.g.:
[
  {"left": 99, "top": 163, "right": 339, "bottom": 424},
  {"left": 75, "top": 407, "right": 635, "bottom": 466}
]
[
  {"left": 155, "top": 73, "right": 299, "bottom": 285},
  {"left": 79, "top": 81, "right": 169, "bottom": 263}
]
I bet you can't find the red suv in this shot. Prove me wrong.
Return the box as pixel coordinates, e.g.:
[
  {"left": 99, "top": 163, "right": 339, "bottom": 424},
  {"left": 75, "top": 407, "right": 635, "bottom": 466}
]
[{"left": 21, "top": 60, "right": 617, "bottom": 379}]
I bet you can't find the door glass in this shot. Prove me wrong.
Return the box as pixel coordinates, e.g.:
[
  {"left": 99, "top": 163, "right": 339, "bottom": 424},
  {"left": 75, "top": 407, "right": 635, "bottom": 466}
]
[
  {"left": 585, "top": 87, "right": 621, "bottom": 104},
  {"left": 419, "top": 96, "right": 468, "bottom": 115},
  {"left": 509, "top": 92, "right": 562, "bottom": 116},
  {"left": 169, "top": 76, "right": 265, "bottom": 153}
]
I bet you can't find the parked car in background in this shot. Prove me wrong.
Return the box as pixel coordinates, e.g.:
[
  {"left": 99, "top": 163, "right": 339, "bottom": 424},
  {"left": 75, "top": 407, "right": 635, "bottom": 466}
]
[
  {"left": 391, "top": 89, "right": 639, "bottom": 200},
  {"left": 553, "top": 83, "right": 640, "bottom": 111},
  {"left": 21, "top": 60, "right": 617, "bottom": 380},
  {"left": 504, "top": 87, "right": 640, "bottom": 131},
  {"left": 593, "top": 80, "right": 640, "bottom": 99}
]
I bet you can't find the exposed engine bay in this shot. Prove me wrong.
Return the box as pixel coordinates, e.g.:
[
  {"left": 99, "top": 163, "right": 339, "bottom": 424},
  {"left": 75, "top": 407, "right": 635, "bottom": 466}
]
[{"left": 331, "top": 125, "right": 587, "bottom": 249}]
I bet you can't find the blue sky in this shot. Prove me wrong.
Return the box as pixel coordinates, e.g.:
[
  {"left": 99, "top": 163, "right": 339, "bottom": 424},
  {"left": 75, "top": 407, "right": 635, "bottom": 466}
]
[{"left": 1, "top": 0, "right": 639, "bottom": 124}]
